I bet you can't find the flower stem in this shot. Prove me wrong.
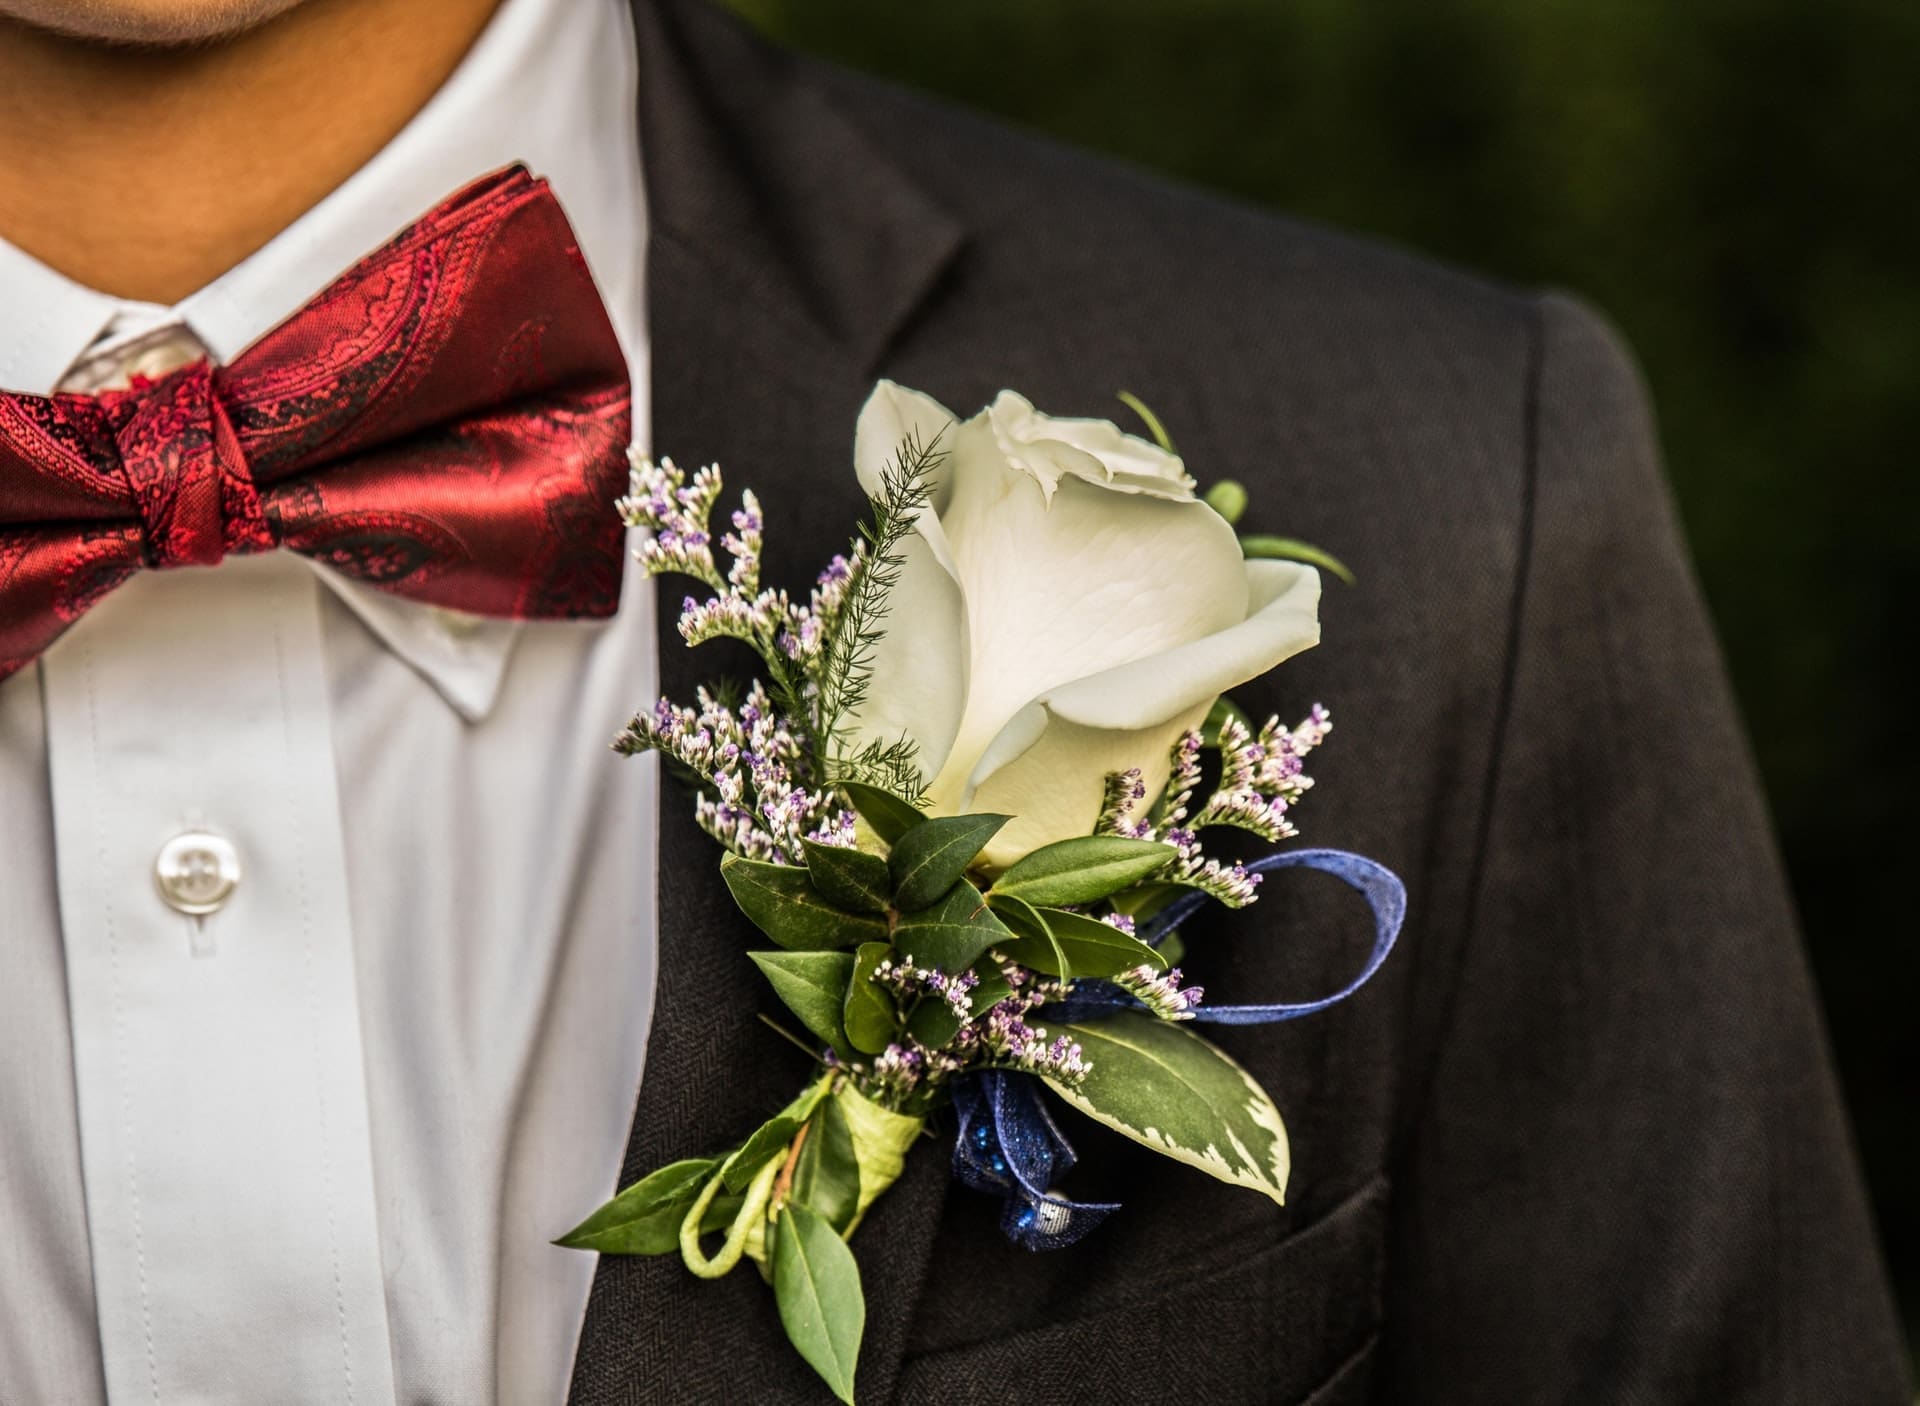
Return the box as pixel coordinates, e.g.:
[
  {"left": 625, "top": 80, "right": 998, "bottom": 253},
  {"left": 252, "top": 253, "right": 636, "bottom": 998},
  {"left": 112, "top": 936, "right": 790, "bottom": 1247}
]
[
  {"left": 770, "top": 1119, "right": 812, "bottom": 1213},
  {"left": 678, "top": 1155, "right": 781, "bottom": 1279},
  {"left": 757, "top": 1013, "right": 833, "bottom": 1066}
]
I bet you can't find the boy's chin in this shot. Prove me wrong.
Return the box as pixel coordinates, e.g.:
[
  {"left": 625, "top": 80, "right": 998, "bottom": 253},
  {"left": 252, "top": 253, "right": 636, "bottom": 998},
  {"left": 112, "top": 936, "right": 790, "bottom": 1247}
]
[{"left": 0, "top": 0, "right": 310, "bottom": 45}]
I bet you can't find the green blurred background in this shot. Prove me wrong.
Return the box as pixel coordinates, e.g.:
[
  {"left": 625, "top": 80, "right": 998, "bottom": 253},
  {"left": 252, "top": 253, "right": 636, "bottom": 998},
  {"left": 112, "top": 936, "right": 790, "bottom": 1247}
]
[{"left": 727, "top": 0, "right": 1918, "bottom": 1351}]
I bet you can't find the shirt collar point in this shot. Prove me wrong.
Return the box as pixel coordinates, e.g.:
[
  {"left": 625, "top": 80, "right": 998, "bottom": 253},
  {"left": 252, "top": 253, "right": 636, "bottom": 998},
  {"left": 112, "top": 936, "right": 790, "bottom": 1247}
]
[{"left": 313, "top": 569, "right": 523, "bottom": 724}]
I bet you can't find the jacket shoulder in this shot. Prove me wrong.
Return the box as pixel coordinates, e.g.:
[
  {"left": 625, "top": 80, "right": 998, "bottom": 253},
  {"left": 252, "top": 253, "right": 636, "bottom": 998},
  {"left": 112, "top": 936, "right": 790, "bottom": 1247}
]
[{"left": 805, "top": 54, "right": 1540, "bottom": 412}]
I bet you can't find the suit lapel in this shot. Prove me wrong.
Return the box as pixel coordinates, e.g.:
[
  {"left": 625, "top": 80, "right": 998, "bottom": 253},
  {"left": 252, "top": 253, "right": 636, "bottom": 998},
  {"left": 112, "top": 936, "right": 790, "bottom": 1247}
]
[{"left": 569, "top": 4, "right": 963, "bottom": 1401}]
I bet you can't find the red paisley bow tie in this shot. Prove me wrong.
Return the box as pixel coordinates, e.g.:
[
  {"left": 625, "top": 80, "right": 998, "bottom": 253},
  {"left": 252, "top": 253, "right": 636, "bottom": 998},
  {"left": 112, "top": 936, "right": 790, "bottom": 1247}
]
[{"left": 0, "top": 165, "right": 632, "bottom": 685}]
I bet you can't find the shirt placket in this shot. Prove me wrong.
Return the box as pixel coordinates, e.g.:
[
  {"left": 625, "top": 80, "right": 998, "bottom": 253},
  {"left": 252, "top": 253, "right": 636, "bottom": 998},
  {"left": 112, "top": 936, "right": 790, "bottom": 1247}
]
[{"left": 40, "top": 547, "right": 398, "bottom": 1405}]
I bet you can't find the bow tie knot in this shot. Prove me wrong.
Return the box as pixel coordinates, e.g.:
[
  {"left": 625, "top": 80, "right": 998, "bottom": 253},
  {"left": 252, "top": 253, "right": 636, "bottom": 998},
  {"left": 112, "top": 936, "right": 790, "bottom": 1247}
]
[{"left": 106, "top": 360, "right": 276, "bottom": 571}]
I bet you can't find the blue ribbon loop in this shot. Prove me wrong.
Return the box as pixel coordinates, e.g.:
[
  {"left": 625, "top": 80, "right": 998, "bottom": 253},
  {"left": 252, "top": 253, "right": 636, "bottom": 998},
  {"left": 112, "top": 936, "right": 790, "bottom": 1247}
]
[
  {"left": 953, "top": 847, "right": 1405, "bottom": 1247},
  {"left": 950, "top": 1069, "right": 1120, "bottom": 1250},
  {"left": 1154, "top": 847, "right": 1404, "bottom": 1024},
  {"left": 1045, "top": 848, "right": 1405, "bottom": 1026}
]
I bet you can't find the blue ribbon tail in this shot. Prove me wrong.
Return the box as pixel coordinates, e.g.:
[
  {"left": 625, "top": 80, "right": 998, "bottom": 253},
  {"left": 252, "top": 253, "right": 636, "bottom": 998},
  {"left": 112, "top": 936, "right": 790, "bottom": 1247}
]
[{"left": 950, "top": 1070, "right": 1120, "bottom": 1250}]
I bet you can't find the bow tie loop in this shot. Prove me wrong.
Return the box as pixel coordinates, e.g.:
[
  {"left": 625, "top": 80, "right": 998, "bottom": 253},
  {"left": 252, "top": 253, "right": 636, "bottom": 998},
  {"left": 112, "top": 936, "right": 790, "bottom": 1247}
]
[
  {"left": 0, "top": 165, "right": 630, "bottom": 687},
  {"left": 106, "top": 360, "right": 277, "bottom": 571}
]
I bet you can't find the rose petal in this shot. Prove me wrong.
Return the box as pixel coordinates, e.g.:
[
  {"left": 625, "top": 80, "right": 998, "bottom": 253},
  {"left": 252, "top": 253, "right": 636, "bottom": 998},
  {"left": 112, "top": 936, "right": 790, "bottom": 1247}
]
[
  {"left": 854, "top": 380, "right": 960, "bottom": 506},
  {"left": 961, "top": 560, "right": 1321, "bottom": 864},
  {"left": 845, "top": 522, "right": 970, "bottom": 785},
  {"left": 923, "top": 458, "right": 1249, "bottom": 812},
  {"left": 1041, "top": 559, "right": 1320, "bottom": 731},
  {"left": 988, "top": 390, "right": 1195, "bottom": 499},
  {"left": 967, "top": 705, "right": 1210, "bottom": 869}
]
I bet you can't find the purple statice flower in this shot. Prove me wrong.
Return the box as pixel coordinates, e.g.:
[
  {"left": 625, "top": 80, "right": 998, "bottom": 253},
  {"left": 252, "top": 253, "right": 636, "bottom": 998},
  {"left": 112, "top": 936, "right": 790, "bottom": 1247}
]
[
  {"left": 621, "top": 454, "right": 809, "bottom": 664},
  {"left": 1294, "top": 703, "right": 1332, "bottom": 750},
  {"left": 868, "top": 1042, "right": 925, "bottom": 1102},
  {"left": 1155, "top": 824, "right": 1263, "bottom": 903},
  {"left": 805, "top": 808, "right": 858, "bottom": 850},
  {"left": 810, "top": 551, "right": 858, "bottom": 620},
  {"left": 1095, "top": 767, "right": 1151, "bottom": 838},
  {"left": 721, "top": 491, "right": 764, "bottom": 591},
  {"left": 1116, "top": 964, "right": 1204, "bottom": 1021},
  {"left": 862, "top": 1039, "right": 964, "bottom": 1103},
  {"left": 873, "top": 957, "right": 981, "bottom": 1019},
  {"left": 617, "top": 680, "right": 843, "bottom": 863},
  {"left": 1186, "top": 705, "right": 1332, "bottom": 844},
  {"left": 1172, "top": 853, "right": 1262, "bottom": 907},
  {"left": 621, "top": 457, "right": 726, "bottom": 586},
  {"left": 975, "top": 992, "right": 1090, "bottom": 1086},
  {"left": 1086, "top": 704, "right": 1333, "bottom": 910},
  {"left": 1160, "top": 731, "right": 1206, "bottom": 831},
  {"left": 778, "top": 547, "right": 865, "bottom": 665},
  {"left": 679, "top": 585, "right": 798, "bottom": 652}
]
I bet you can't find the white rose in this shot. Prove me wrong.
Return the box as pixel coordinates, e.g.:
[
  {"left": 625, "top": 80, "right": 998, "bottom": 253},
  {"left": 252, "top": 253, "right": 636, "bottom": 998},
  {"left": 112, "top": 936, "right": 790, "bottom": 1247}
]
[{"left": 848, "top": 381, "right": 1322, "bottom": 869}]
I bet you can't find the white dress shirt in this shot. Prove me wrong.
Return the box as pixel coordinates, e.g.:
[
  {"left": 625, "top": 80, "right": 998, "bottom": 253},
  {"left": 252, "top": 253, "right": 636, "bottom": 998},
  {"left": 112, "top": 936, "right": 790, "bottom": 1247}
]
[{"left": 0, "top": 1, "right": 657, "bottom": 1402}]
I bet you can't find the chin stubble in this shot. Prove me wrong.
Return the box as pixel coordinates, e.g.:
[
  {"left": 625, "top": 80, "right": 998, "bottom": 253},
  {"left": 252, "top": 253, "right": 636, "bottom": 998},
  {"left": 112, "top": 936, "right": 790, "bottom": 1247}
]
[{"left": 0, "top": 0, "right": 308, "bottom": 46}]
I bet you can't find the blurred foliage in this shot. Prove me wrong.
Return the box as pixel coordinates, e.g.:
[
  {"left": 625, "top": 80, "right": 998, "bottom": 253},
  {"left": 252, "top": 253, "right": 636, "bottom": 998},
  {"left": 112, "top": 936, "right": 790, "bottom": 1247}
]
[{"left": 729, "top": 0, "right": 1920, "bottom": 1348}]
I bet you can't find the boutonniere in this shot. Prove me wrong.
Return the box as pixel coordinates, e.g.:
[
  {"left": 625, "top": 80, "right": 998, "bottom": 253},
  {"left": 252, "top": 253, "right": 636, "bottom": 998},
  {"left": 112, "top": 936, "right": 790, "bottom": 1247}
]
[{"left": 561, "top": 381, "right": 1405, "bottom": 1403}]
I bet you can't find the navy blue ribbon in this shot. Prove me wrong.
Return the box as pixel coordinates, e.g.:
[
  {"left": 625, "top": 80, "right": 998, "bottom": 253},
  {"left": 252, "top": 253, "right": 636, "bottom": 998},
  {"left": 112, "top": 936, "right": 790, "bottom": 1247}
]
[
  {"left": 953, "top": 847, "right": 1405, "bottom": 1247},
  {"left": 1046, "top": 848, "right": 1405, "bottom": 1025},
  {"left": 1153, "top": 847, "right": 1404, "bottom": 1024},
  {"left": 950, "top": 1069, "right": 1119, "bottom": 1250}
]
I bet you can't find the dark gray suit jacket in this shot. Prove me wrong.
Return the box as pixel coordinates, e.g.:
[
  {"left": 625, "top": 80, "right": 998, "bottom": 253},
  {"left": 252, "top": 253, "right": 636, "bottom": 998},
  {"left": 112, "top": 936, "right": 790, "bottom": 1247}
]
[{"left": 568, "top": 2, "right": 1911, "bottom": 1400}]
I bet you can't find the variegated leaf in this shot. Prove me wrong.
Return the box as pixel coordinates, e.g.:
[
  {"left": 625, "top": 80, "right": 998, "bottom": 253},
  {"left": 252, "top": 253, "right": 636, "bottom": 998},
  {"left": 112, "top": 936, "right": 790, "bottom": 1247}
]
[{"left": 1046, "top": 1011, "right": 1290, "bottom": 1205}]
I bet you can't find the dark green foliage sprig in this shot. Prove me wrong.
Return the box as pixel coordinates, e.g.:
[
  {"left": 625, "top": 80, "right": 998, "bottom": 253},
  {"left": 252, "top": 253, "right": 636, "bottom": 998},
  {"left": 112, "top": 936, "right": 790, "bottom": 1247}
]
[{"left": 815, "top": 435, "right": 941, "bottom": 800}]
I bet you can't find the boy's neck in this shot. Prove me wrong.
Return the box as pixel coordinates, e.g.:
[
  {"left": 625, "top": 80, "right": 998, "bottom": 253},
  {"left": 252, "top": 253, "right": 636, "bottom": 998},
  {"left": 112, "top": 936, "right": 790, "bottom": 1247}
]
[{"left": 0, "top": 0, "right": 502, "bottom": 303}]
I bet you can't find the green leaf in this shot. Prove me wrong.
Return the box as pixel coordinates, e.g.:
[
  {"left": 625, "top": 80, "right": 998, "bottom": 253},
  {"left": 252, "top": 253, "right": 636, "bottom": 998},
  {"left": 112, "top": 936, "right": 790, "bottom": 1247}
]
[
  {"left": 1041, "top": 906, "right": 1168, "bottom": 970},
  {"left": 887, "top": 812, "right": 1009, "bottom": 910},
  {"left": 803, "top": 840, "right": 893, "bottom": 914},
  {"left": 905, "top": 989, "right": 962, "bottom": 1047},
  {"left": 722, "top": 855, "right": 889, "bottom": 951},
  {"left": 1001, "top": 906, "right": 1167, "bottom": 980},
  {"left": 720, "top": 1115, "right": 803, "bottom": 1194},
  {"left": 749, "top": 951, "right": 857, "bottom": 1057},
  {"left": 1240, "top": 534, "right": 1356, "bottom": 586},
  {"left": 791, "top": 1094, "right": 861, "bottom": 1235},
  {"left": 988, "top": 835, "right": 1175, "bottom": 909},
  {"left": 1108, "top": 881, "right": 1183, "bottom": 921},
  {"left": 893, "top": 879, "right": 1012, "bottom": 974},
  {"left": 838, "top": 781, "right": 925, "bottom": 845},
  {"left": 843, "top": 942, "right": 898, "bottom": 1055},
  {"left": 554, "top": 1158, "right": 715, "bottom": 1255},
  {"left": 773, "top": 1203, "right": 865, "bottom": 1405},
  {"left": 966, "top": 965, "right": 1013, "bottom": 1013},
  {"left": 1048, "top": 1011, "right": 1290, "bottom": 1206},
  {"left": 1203, "top": 478, "right": 1248, "bottom": 525},
  {"left": 988, "top": 892, "right": 1068, "bottom": 980}
]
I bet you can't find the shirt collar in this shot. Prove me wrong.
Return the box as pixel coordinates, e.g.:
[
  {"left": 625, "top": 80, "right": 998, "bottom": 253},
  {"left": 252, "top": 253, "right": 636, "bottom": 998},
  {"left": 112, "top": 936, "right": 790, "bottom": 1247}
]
[
  {"left": 0, "top": 0, "right": 648, "bottom": 723},
  {"left": 0, "top": 239, "right": 124, "bottom": 395}
]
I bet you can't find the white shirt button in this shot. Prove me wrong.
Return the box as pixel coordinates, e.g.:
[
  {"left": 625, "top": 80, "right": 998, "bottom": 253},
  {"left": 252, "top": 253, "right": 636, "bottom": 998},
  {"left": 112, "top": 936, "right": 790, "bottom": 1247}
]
[{"left": 155, "top": 831, "right": 242, "bottom": 915}]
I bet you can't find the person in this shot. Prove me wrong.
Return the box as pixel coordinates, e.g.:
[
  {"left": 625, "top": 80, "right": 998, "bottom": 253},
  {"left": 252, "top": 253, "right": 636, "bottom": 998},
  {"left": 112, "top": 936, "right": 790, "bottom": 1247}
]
[{"left": 0, "top": 0, "right": 1907, "bottom": 1401}]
